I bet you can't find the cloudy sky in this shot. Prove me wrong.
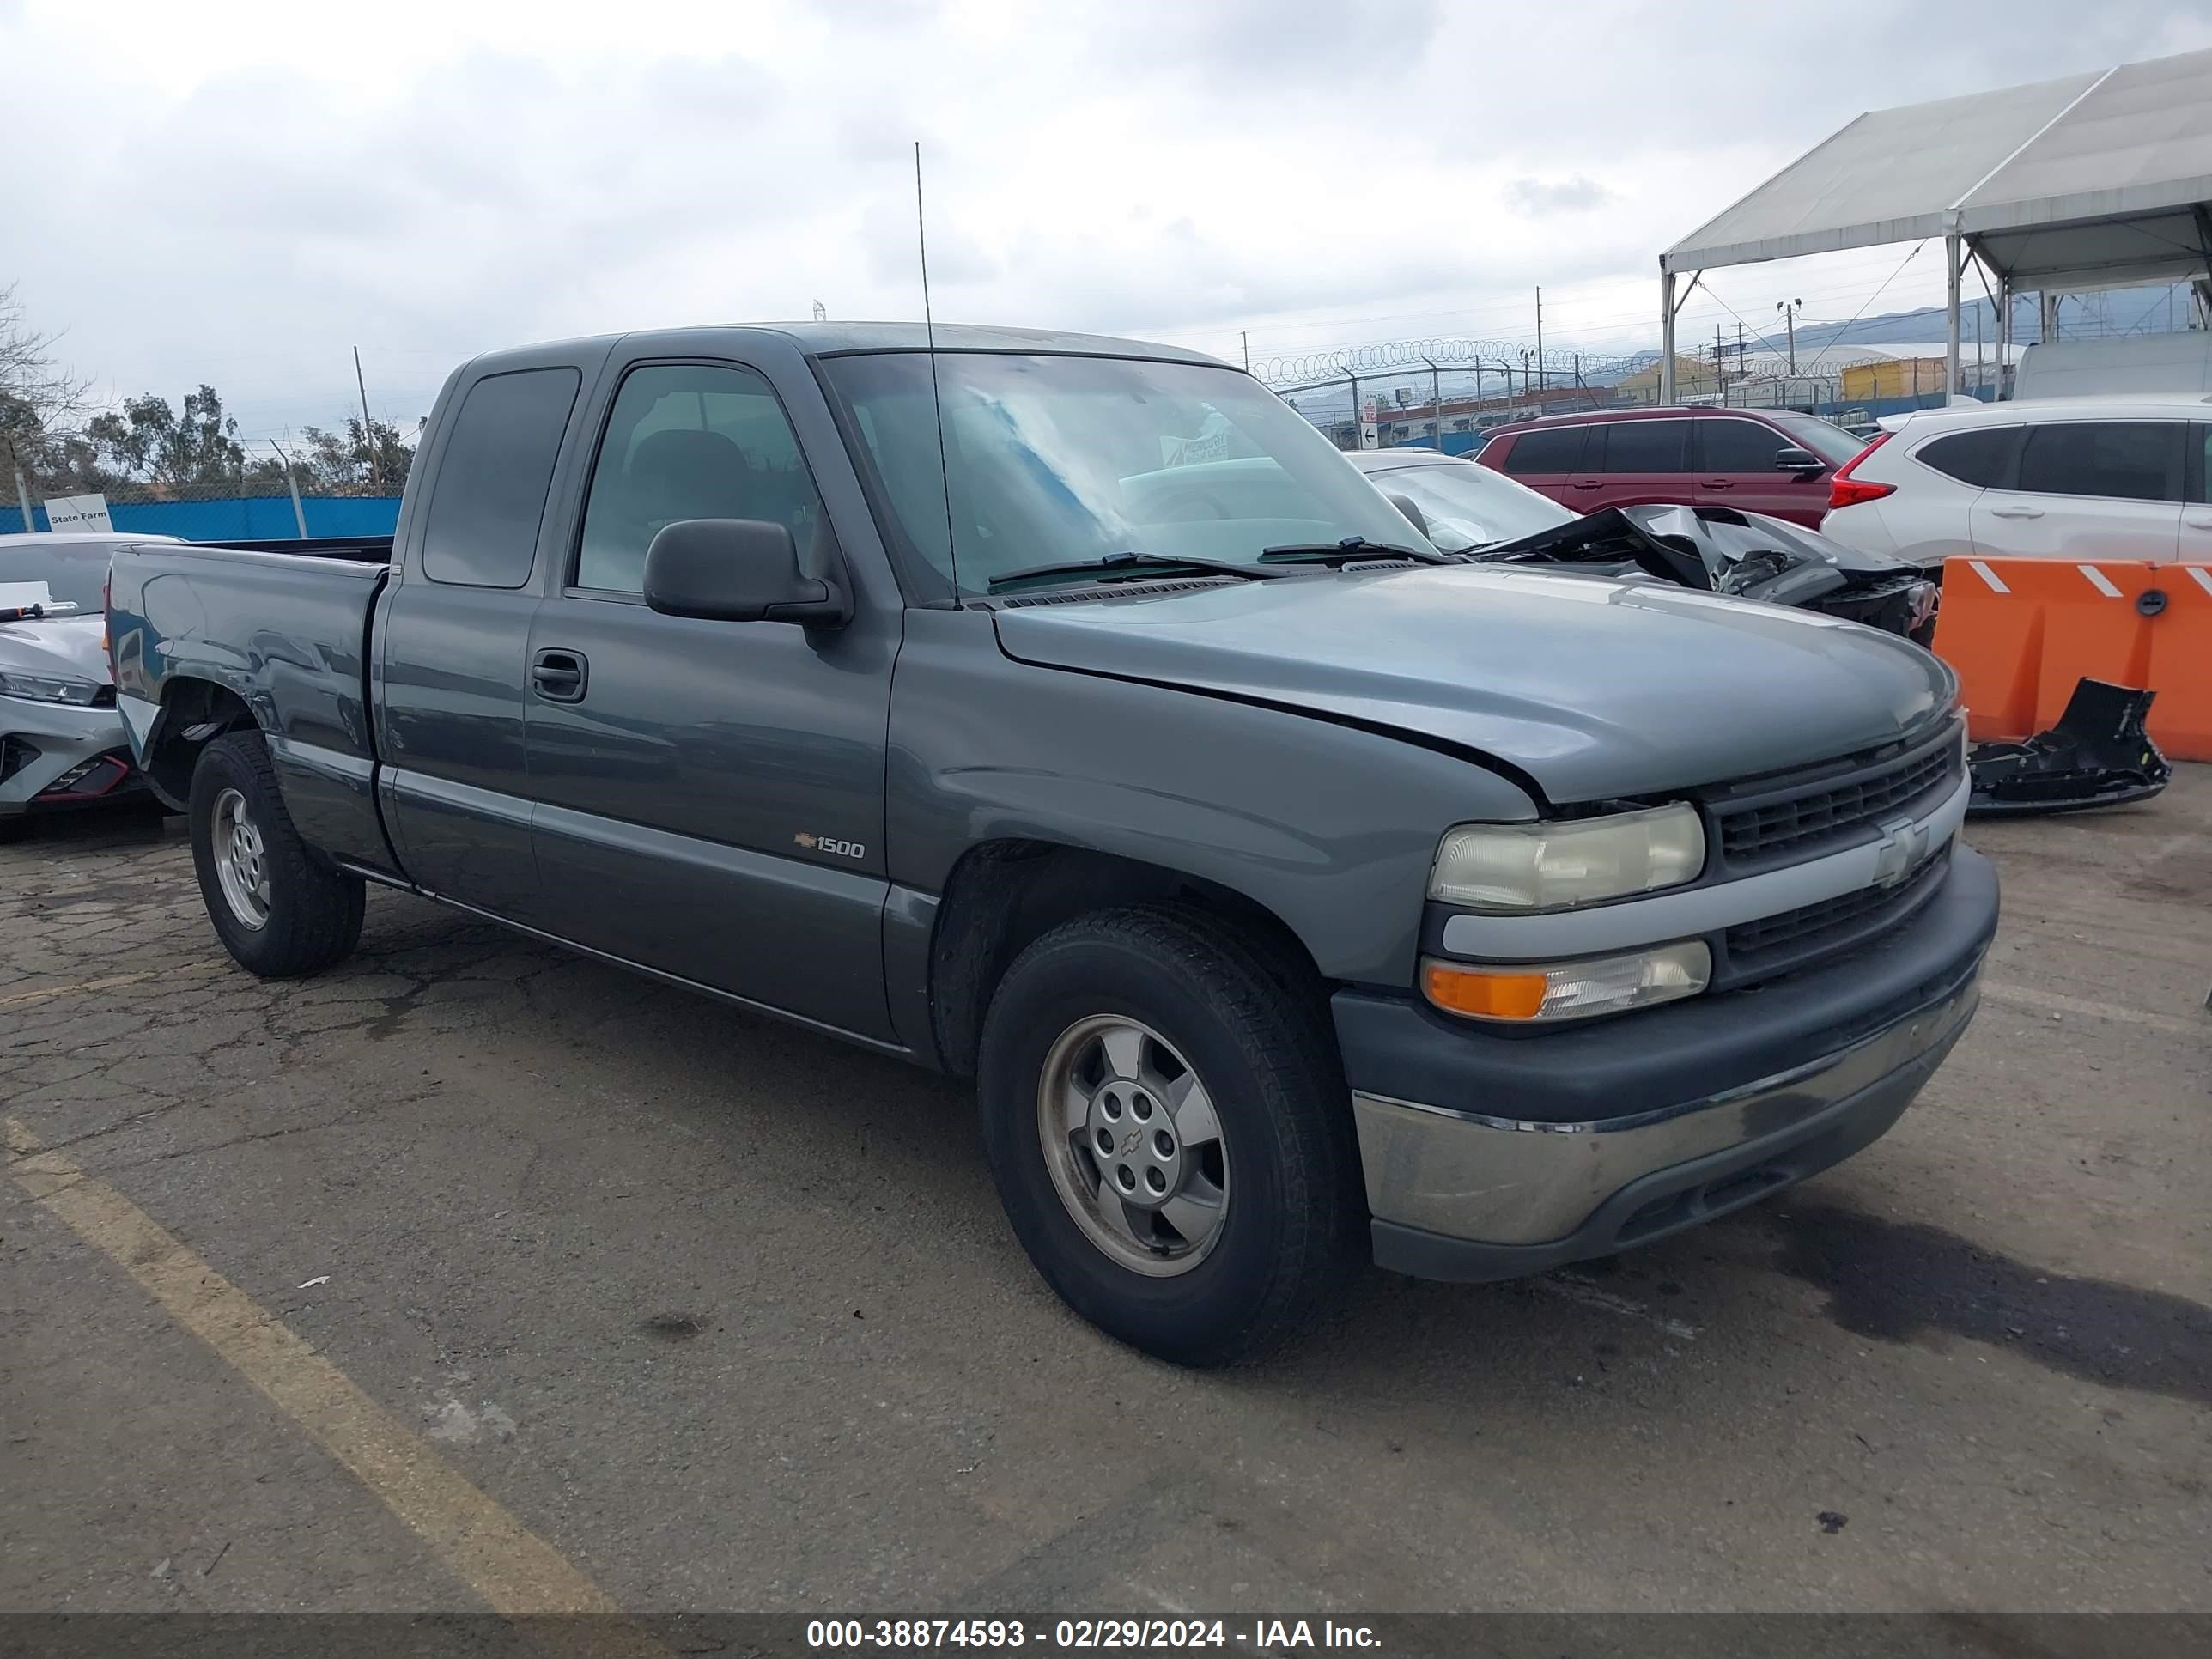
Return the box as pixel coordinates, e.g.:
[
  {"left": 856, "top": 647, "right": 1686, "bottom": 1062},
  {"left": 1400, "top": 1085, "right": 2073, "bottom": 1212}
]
[{"left": 5, "top": 0, "right": 2209, "bottom": 445}]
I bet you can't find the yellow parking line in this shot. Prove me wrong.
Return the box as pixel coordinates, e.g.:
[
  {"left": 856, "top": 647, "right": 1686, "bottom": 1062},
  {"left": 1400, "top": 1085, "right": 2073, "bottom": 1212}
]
[
  {"left": 5, "top": 1116, "right": 665, "bottom": 1643},
  {"left": 0, "top": 960, "right": 224, "bottom": 1012}
]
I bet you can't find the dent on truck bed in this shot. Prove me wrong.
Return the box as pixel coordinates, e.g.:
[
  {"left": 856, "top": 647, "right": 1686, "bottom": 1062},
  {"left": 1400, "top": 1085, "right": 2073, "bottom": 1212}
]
[{"left": 108, "top": 543, "right": 398, "bottom": 873}]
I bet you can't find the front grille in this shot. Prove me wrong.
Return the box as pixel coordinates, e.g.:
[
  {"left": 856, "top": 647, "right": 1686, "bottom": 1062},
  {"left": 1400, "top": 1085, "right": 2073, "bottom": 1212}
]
[
  {"left": 1723, "top": 844, "right": 1951, "bottom": 981},
  {"left": 1714, "top": 726, "right": 1960, "bottom": 866}
]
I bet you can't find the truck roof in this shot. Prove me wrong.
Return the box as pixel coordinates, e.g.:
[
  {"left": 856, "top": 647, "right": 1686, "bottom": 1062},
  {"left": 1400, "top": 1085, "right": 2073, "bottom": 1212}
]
[{"left": 465, "top": 322, "right": 1231, "bottom": 374}]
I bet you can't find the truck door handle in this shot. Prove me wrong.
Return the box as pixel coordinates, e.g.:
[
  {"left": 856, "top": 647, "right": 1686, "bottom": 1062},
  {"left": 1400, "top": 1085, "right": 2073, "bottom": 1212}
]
[
  {"left": 2186, "top": 516, "right": 2212, "bottom": 530},
  {"left": 1698, "top": 479, "right": 1733, "bottom": 490},
  {"left": 530, "top": 649, "right": 587, "bottom": 702},
  {"left": 1989, "top": 505, "right": 2044, "bottom": 520},
  {"left": 1571, "top": 479, "right": 1602, "bottom": 490}
]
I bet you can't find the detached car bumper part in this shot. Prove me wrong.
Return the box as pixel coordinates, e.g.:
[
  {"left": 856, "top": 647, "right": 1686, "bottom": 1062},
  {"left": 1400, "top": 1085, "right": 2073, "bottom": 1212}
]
[{"left": 1337, "top": 846, "right": 1999, "bottom": 1280}]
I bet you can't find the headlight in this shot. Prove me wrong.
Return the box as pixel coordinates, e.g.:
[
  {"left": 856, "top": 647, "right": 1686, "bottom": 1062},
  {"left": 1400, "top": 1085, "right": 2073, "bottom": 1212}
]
[
  {"left": 1429, "top": 803, "right": 1705, "bottom": 911},
  {"left": 0, "top": 669, "right": 103, "bottom": 705},
  {"left": 1423, "top": 941, "right": 1711, "bottom": 1024}
]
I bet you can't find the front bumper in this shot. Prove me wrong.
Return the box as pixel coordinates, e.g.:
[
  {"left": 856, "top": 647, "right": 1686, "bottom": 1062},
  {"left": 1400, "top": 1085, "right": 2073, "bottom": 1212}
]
[
  {"left": 1, "top": 696, "right": 143, "bottom": 817},
  {"left": 1340, "top": 844, "right": 1999, "bottom": 1281}
]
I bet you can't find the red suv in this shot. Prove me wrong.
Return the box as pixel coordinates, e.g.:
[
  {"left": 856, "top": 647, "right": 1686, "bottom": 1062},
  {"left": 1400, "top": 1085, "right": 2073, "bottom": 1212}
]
[{"left": 1474, "top": 406, "right": 1869, "bottom": 526}]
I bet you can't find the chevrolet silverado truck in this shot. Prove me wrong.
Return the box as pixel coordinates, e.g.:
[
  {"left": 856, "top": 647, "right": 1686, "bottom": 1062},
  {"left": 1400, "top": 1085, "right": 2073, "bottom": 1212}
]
[{"left": 106, "top": 325, "right": 1999, "bottom": 1365}]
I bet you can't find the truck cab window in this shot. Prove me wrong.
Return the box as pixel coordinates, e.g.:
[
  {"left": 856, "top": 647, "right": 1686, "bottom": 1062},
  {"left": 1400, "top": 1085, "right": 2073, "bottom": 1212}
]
[
  {"left": 577, "top": 363, "right": 825, "bottom": 594},
  {"left": 420, "top": 367, "right": 581, "bottom": 588}
]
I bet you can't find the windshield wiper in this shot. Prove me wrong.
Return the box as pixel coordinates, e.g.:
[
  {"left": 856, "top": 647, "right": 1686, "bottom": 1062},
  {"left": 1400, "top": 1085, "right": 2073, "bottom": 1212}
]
[
  {"left": 1258, "top": 537, "right": 1457, "bottom": 567},
  {"left": 985, "top": 551, "right": 1285, "bottom": 593}
]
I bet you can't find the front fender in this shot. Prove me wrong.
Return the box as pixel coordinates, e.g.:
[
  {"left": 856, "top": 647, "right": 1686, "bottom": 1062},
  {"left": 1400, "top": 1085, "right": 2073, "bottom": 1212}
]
[{"left": 887, "top": 609, "right": 1537, "bottom": 988}]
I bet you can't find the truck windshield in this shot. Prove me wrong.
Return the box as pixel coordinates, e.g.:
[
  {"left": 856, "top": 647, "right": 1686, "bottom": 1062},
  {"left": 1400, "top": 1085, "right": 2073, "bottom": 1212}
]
[{"left": 821, "top": 352, "right": 1428, "bottom": 599}]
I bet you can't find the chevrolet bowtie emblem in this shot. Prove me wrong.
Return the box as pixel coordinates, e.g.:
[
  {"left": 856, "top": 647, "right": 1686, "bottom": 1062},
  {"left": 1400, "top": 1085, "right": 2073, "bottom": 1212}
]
[{"left": 1870, "top": 813, "right": 1931, "bottom": 888}]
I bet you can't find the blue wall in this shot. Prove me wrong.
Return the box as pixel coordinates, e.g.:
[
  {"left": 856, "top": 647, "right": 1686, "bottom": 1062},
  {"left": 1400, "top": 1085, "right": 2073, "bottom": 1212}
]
[
  {"left": 0, "top": 495, "right": 403, "bottom": 540},
  {"left": 1378, "top": 432, "right": 1489, "bottom": 457}
]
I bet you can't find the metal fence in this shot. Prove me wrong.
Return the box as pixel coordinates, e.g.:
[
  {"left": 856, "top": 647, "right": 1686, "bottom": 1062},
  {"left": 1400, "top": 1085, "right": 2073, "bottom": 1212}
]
[
  {"left": 1261, "top": 336, "right": 2016, "bottom": 452},
  {"left": 4, "top": 437, "right": 406, "bottom": 540}
]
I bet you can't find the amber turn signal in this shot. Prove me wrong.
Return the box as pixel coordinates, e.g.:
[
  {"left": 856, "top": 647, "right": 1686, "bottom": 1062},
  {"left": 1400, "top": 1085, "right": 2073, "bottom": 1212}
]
[{"left": 1422, "top": 962, "right": 1549, "bottom": 1020}]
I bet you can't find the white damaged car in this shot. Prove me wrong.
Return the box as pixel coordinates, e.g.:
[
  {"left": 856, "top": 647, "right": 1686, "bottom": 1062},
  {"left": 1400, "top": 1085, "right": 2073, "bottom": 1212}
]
[{"left": 1, "top": 532, "right": 174, "bottom": 832}]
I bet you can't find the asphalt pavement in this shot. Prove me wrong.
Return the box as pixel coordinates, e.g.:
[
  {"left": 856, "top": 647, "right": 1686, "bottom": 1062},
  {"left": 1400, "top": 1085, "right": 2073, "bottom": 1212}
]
[{"left": 3, "top": 774, "right": 2208, "bottom": 1617}]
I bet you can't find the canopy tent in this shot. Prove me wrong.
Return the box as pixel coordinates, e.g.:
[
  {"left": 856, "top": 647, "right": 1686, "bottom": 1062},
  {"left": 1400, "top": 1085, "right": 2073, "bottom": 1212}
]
[{"left": 1656, "top": 48, "right": 2212, "bottom": 401}]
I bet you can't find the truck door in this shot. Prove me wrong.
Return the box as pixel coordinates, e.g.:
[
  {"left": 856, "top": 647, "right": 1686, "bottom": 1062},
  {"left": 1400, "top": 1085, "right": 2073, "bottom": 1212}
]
[
  {"left": 520, "top": 355, "right": 898, "bottom": 1041},
  {"left": 375, "top": 359, "right": 589, "bottom": 920}
]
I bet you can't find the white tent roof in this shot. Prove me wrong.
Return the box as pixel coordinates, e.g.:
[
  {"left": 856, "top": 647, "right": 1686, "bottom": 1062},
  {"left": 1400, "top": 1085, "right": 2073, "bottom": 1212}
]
[{"left": 1664, "top": 47, "right": 2212, "bottom": 290}]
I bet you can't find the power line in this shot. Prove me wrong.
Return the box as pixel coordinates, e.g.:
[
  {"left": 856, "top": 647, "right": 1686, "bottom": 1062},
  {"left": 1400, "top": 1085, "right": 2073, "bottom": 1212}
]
[{"left": 1795, "top": 240, "right": 1931, "bottom": 377}]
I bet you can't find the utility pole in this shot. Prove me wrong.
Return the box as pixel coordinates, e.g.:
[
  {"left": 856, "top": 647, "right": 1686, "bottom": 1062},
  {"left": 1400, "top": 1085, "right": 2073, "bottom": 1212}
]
[
  {"left": 1534, "top": 287, "right": 1544, "bottom": 393},
  {"left": 1241, "top": 331, "right": 1250, "bottom": 372},
  {"left": 1519, "top": 349, "right": 1532, "bottom": 411},
  {"left": 1776, "top": 298, "right": 1802, "bottom": 376},
  {"left": 1716, "top": 325, "right": 1726, "bottom": 406},
  {"left": 11, "top": 442, "right": 35, "bottom": 534},
  {"left": 354, "top": 347, "right": 380, "bottom": 491},
  {"left": 270, "top": 439, "right": 309, "bottom": 538}
]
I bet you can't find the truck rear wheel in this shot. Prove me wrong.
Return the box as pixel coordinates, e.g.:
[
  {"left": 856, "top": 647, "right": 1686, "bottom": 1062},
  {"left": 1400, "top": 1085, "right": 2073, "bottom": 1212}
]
[
  {"left": 188, "top": 731, "right": 364, "bottom": 978},
  {"left": 977, "top": 905, "right": 1363, "bottom": 1366}
]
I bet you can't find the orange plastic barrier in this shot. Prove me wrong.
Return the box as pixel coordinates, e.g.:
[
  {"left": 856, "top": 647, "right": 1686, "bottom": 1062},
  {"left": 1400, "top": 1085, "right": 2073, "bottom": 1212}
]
[{"left": 1931, "top": 556, "right": 2212, "bottom": 763}]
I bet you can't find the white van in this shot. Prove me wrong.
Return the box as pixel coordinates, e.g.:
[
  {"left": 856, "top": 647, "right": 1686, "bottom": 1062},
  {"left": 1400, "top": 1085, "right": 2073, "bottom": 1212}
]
[{"left": 1819, "top": 396, "right": 2212, "bottom": 567}]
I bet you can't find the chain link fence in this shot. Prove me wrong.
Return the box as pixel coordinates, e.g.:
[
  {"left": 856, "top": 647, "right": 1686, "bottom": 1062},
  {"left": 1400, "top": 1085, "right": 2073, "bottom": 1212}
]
[
  {"left": 3, "top": 437, "right": 404, "bottom": 540},
  {"left": 1259, "top": 336, "right": 2015, "bottom": 453}
]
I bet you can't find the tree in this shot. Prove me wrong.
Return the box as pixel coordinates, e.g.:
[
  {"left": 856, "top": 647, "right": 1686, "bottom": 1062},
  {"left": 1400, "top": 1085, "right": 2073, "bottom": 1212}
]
[
  {"left": 1, "top": 282, "right": 92, "bottom": 495},
  {"left": 297, "top": 416, "right": 414, "bottom": 493},
  {"left": 86, "top": 384, "right": 245, "bottom": 484}
]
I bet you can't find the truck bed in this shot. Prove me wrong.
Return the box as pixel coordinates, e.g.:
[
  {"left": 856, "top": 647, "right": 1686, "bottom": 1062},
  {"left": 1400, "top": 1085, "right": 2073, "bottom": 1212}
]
[
  {"left": 203, "top": 534, "right": 396, "bottom": 563},
  {"left": 106, "top": 539, "right": 396, "bottom": 873}
]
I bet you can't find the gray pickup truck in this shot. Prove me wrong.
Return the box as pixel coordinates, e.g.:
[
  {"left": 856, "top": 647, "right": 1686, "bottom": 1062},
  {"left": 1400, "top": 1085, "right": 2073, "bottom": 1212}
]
[{"left": 106, "top": 324, "right": 1998, "bottom": 1364}]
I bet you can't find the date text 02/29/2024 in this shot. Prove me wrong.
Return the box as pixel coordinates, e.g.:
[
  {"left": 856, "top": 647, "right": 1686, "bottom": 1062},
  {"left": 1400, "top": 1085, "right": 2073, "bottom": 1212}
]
[{"left": 804, "top": 1620, "right": 1382, "bottom": 1650}]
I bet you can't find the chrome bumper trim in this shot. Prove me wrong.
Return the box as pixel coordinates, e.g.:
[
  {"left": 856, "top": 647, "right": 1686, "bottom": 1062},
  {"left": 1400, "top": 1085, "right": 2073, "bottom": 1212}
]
[{"left": 1352, "top": 972, "right": 1981, "bottom": 1245}]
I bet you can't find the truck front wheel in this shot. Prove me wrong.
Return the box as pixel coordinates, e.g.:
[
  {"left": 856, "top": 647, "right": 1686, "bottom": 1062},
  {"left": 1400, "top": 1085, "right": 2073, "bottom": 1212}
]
[
  {"left": 188, "top": 731, "right": 364, "bottom": 977},
  {"left": 977, "top": 906, "right": 1363, "bottom": 1366}
]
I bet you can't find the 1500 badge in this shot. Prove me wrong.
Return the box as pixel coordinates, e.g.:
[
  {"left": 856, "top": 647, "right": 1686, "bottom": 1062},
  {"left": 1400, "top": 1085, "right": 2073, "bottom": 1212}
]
[{"left": 796, "top": 832, "right": 866, "bottom": 860}]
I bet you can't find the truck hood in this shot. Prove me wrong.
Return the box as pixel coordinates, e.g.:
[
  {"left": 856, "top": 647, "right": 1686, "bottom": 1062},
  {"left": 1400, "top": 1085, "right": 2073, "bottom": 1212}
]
[
  {"left": 0, "top": 613, "right": 111, "bottom": 685},
  {"left": 991, "top": 566, "right": 1954, "bottom": 802}
]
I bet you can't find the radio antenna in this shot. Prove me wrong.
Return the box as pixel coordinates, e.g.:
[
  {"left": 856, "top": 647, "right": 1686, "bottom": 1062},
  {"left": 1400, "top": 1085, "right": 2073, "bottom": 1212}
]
[{"left": 915, "top": 140, "right": 959, "bottom": 598}]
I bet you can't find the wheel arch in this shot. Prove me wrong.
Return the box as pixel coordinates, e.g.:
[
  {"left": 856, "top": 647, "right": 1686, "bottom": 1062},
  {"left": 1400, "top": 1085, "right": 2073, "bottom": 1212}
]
[
  {"left": 141, "top": 678, "right": 261, "bottom": 809},
  {"left": 927, "top": 837, "right": 1325, "bottom": 1079}
]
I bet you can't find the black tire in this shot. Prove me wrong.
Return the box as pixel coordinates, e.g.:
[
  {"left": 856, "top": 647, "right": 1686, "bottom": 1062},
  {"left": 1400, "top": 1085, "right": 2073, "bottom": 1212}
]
[
  {"left": 978, "top": 904, "right": 1364, "bottom": 1366},
  {"left": 188, "top": 730, "right": 364, "bottom": 977}
]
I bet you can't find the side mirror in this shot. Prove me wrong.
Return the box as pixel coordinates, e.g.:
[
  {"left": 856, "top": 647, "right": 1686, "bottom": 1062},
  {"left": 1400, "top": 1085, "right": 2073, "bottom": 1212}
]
[
  {"left": 1383, "top": 491, "right": 1430, "bottom": 538},
  {"left": 1774, "top": 446, "right": 1825, "bottom": 473},
  {"left": 642, "top": 519, "right": 850, "bottom": 626}
]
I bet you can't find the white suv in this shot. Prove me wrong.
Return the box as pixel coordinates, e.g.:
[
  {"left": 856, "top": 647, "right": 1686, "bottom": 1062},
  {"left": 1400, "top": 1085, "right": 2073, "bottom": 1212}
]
[{"left": 1820, "top": 396, "right": 2212, "bottom": 567}]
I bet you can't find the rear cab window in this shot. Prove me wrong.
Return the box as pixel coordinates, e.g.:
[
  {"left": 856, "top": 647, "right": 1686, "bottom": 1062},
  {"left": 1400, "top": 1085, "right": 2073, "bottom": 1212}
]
[{"left": 420, "top": 368, "right": 582, "bottom": 588}]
